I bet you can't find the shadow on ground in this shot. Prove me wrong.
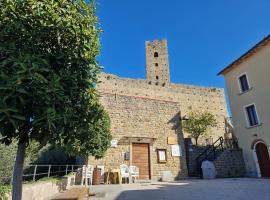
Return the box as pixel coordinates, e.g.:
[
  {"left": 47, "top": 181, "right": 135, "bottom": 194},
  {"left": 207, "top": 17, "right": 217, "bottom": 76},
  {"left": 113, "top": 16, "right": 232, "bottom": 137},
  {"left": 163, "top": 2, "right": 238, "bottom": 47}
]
[{"left": 91, "top": 178, "right": 270, "bottom": 200}]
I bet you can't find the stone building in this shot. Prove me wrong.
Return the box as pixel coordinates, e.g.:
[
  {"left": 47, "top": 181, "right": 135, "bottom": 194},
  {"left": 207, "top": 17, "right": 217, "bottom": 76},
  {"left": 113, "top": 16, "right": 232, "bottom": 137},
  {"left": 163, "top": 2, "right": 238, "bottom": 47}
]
[
  {"left": 218, "top": 35, "right": 270, "bottom": 177},
  {"left": 90, "top": 39, "right": 229, "bottom": 181}
]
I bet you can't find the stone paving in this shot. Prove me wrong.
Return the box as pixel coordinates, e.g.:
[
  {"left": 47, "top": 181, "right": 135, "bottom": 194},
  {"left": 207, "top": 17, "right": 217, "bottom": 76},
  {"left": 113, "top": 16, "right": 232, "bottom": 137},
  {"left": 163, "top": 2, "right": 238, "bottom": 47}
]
[{"left": 89, "top": 178, "right": 270, "bottom": 200}]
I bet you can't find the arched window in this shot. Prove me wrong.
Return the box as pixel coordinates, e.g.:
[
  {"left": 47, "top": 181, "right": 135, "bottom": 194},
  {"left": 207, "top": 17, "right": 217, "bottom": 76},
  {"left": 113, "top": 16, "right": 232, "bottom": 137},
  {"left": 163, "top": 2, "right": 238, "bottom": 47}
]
[
  {"left": 155, "top": 63, "right": 158, "bottom": 67},
  {"left": 154, "top": 52, "right": 158, "bottom": 57},
  {"left": 156, "top": 76, "right": 159, "bottom": 80}
]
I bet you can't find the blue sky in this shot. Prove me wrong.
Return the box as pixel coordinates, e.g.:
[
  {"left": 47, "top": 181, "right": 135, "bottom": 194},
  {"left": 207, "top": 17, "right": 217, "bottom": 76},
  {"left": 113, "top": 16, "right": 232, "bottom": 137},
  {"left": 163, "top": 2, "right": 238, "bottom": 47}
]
[{"left": 96, "top": 0, "right": 270, "bottom": 89}]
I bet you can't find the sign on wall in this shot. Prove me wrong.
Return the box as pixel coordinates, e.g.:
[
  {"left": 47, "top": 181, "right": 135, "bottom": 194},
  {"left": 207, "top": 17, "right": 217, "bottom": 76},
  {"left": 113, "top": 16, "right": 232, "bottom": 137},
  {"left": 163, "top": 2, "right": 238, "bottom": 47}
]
[
  {"left": 171, "top": 144, "right": 182, "bottom": 157},
  {"left": 110, "top": 139, "right": 118, "bottom": 148},
  {"left": 167, "top": 136, "right": 177, "bottom": 145},
  {"left": 157, "top": 149, "right": 167, "bottom": 163}
]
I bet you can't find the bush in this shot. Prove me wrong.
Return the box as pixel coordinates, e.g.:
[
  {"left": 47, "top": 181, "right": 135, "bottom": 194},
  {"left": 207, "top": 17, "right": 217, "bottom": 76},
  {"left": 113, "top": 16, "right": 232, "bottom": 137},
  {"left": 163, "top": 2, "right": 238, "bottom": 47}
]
[
  {"left": 32, "top": 145, "right": 76, "bottom": 165},
  {"left": 0, "top": 185, "right": 11, "bottom": 200},
  {"left": 0, "top": 139, "right": 43, "bottom": 184},
  {"left": 0, "top": 142, "right": 16, "bottom": 184},
  {"left": 23, "top": 144, "right": 77, "bottom": 181},
  {"left": 0, "top": 139, "right": 76, "bottom": 184}
]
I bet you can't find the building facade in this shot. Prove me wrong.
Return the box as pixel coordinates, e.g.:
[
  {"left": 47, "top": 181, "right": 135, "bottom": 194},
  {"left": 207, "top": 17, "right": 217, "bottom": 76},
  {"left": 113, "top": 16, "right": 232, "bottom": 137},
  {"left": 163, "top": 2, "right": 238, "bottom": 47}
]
[
  {"left": 219, "top": 35, "right": 270, "bottom": 177},
  {"left": 90, "top": 39, "right": 229, "bottom": 180}
]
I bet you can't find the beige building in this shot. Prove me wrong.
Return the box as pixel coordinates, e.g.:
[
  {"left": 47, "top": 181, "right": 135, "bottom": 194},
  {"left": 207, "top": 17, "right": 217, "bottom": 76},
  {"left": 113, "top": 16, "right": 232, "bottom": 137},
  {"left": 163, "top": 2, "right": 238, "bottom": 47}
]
[
  {"left": 218, "top": 35, "right": 270, "bottom": 177},
  {"left": 90, "top": 39, "right": 229, "bottom": 181}
]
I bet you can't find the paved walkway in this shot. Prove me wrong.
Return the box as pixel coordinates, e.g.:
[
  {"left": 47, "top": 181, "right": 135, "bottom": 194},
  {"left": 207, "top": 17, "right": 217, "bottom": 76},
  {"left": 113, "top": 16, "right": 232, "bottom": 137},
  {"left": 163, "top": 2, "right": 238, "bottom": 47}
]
[
  {"left": 50, "top": 187, "right": 89, "bottom": 200},
  {"left": 89, "top": 178, "right": 270, "bottom": 200}
]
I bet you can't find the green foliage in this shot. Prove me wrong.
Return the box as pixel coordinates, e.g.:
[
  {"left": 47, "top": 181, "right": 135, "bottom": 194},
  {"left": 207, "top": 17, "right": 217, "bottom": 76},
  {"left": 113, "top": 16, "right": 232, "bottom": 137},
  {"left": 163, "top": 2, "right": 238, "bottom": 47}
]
[
  {"left": 0, "top": 142, "right": 16, "bottom": 184},
  {"left": 65, "top": 99, "right": 112, "bottom": 159},
  {"left": 0, "top": 0, "right": 111, "bottom": 157},
  {"left": 0, "top": 139, "right": 41, "bottom": 184},
  {"left": 0, "top": 0, "right": 101, "bottom": 145},
  {"left": 31, "top": 144, "right": 76, "bottom": 165},
  {"left": 25, "top": 141, "right": 43, "bottom": 164},
  {"left": 0, "top": 1, "right": 111, "bottom": 197},
  {"left": 23, "top": 176, "right": 62, "bottom": 185},
  {"left": 0, "top": 139, "right": 75, "bottom": 184},
  {"left": 0, "top": 184, "right": 11, "bottom": 200},
  {"left": 183, "top": 111, "right": 217, "bottom": 145}
]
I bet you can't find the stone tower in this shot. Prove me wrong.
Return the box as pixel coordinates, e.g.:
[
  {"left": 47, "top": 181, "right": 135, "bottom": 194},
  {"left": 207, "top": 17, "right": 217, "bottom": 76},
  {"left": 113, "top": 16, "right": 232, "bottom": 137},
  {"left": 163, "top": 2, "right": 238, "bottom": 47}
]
[{"left": 146, "top": 39, "right": 170, "bottom": 86}]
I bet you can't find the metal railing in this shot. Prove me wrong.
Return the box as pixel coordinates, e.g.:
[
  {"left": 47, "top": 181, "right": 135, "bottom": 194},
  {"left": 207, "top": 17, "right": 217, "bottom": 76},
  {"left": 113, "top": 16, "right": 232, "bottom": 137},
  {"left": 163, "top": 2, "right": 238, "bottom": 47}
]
[
  {"left": 1, "top": 165, "right": 85, "bottom": 184},
  {"left": 195, "top": 137, "right": 225, "bottom": 176},
  {"left": 195, "top": 137, "right": 224, "bottom": 165},
  {"left": 22, "top": 165, "right": 84, "bottom": 181},
  {"left": 194, "top": 136, "right": 239, "bottom": 176}
]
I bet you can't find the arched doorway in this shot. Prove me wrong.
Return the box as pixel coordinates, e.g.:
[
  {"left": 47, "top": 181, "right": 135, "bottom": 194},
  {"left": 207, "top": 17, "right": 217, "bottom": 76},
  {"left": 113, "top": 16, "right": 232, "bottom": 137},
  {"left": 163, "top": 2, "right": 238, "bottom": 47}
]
[{"left": 255, "top": 142, "right": 270, "bottom": 177}]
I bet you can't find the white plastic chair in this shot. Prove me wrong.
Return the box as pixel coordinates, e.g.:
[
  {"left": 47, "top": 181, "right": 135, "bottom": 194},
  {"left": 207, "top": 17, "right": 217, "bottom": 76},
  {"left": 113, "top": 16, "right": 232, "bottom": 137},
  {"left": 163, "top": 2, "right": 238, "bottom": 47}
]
[
  {"left": 81, "top": 165, "right": 94, "bottom": 186},
  {"left": 129, "top": 166, "right": 139, "bottom": 183},
  {"left": 120, "top": 164, "right": 130, "bottom": 184}
]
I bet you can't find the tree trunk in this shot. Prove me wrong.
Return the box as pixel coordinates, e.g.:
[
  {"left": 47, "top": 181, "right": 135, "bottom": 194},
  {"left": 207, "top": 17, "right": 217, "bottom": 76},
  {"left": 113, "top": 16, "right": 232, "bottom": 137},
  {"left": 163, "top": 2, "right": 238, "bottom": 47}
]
[
  {"left": 12, "top": 142, "right": 26, "bottom": 200},
  {"left": 195, "top": 138, "right": 198, "bottom": 145}
]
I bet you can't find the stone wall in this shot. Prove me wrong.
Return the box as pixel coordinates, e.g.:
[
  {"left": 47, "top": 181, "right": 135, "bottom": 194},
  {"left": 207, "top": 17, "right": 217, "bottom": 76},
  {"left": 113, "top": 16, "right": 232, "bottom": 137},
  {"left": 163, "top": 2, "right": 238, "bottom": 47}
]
[
  {"left": 89, "top": 93, "right": 188, "bottom": 180},
  {"left": 186, "top": 146, "right": 208, "bottom": 176},
  {"left": 97, "top": 72, "right": 228, "bottom": 142},
  {"left": 186, "top": 146, "right": 245, "bottom": 178},
  {"left": 214, "top": 149, "right": 246, "bottom": 178},
  {"left": 94, "top": 39, "right": 230, "bottom": 180},
  {"left": 7, "top": 175, "right": 75, "bottom": 200},
  {"left": 146, "top": 40, "right": 170, "bottom": 85}
]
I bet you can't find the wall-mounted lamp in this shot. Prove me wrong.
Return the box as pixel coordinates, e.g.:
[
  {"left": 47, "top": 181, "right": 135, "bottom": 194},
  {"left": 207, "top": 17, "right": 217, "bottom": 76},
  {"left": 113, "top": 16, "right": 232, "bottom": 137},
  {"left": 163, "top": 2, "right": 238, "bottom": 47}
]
[{"left": 180, "top": 115, "right": 189, "bottom": 121}]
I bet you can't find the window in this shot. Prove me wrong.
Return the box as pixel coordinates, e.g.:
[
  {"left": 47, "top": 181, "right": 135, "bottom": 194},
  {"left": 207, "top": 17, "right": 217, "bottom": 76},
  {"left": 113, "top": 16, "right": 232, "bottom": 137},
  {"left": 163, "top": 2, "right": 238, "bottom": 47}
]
[
  {"left": 238, "top": 74, "right": 250, "bottom": 92},
  {"left": 156, "top": 76, "right": 159, "bottom": 80},
  {"left": 155, "top": 63, "right": 158, "bottom": 67},
  {"left": 154, "top": 52, "right": 158, "bottom": 57},
  {"left": 245, "top": 104, "right": 259, "bottom": 127}
]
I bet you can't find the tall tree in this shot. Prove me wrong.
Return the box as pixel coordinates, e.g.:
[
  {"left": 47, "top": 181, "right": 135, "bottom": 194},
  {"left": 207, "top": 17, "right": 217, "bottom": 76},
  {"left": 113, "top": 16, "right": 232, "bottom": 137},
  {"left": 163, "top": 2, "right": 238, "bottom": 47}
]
[
  {"left": 183, "top": 111, "right": 217, "bottom": 145},
  {"left": 65, "top": 97, "right": 112, "bottom": 159},
  {"left": 0, "top": 0, "right": 109, "bottom": 199}
]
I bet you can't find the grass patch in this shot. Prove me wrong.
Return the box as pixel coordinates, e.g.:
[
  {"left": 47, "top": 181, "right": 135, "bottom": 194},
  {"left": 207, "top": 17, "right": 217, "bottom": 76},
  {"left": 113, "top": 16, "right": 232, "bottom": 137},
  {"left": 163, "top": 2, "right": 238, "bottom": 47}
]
[
  {"left": 23, "top": 176, "right": 63, "bottom": 185},
  {"left": 22, "top": 172, "right": 76, "bottom": 185}
]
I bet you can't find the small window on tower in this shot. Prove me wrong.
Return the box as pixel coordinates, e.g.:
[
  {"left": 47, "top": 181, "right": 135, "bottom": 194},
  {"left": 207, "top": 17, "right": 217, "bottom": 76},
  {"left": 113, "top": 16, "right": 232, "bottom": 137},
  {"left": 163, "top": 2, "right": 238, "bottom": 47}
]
[
  {"left": 155, "top": 63, "right": 158, "bottom": 67},
  {"left": 156, "top": 76, "right": 159, "bottom": 80},
  {"left": 154, "top": 52, "right": 159, "bottom": 57}
]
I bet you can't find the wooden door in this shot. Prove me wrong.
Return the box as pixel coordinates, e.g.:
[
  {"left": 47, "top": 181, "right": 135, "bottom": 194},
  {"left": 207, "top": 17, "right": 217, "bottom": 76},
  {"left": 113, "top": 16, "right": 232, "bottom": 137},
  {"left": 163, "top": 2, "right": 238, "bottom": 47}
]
[
  {"left": 256, "top": 142, "right": 270, "bottom": 177},
  {"left": 132, "top": 143, "right": 150, "bottom": 180}
]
